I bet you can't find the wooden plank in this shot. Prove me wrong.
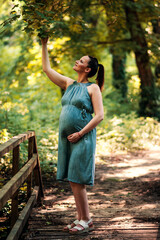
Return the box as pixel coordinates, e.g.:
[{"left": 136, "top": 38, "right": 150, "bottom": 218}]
[
  {"left": 27, "top": 228, "right": 159, "bottom": 234},
  {"left": 0, "top": 131, "right": 35, "bottom": 157},
  {"left": 19, "top": 230, "right": 159, "bottom": 236},
  {"left": 27, "top": 221, "right": 159, "bottom": 228},
  {"left": 11, "top": 145, "right": 20, "bottom": 227},
  {"left": 6, "top": 186, "right": 39, "bottom": 240},
  {"left": 27, "top": 226, "right": 159, "bottom": 231},
  {"left": 0, "top": 154, "right": 37, "bottom": 210},
  {"left": 21, "top": 236, "right": 157, "bottom": 240}
]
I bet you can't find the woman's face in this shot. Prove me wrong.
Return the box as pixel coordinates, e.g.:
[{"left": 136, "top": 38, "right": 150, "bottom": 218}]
[{"left": 73, "top": 56, "right": 90, "bottom": 74}]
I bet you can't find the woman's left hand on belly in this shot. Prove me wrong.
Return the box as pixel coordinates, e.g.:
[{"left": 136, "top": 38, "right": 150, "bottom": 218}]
[{"left": 67, "top": 132, "right": 81, "bottom": 143}]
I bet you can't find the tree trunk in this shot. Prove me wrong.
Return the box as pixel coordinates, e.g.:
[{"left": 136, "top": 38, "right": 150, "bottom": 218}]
[
  {"left": 112, "top": 53, "right": 127, "bottom": 98},
  {"left": 152, "top": 18, "right": 160, "bottom": 80},
  {"left": 152, "top": 18, "right": 160, "bottom": 35},
  {"left": 124, "top": 0, "right": 159, "bottom": 118}
]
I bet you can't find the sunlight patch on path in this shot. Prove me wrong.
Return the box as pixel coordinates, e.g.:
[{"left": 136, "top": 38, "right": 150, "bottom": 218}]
[{"left": 96, "top": 149, "right": 160, "bottom": 179}]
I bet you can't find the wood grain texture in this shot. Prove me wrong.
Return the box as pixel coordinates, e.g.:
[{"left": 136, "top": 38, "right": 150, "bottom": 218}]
[
  {"left": 0, "top": 154, "right": 37, "bottom": 210},
  {"left": 0, "top": 131, "right": 35, "bottom": 157},
  {"left": 6, "top": 186, "right": 39, "bottom": 240}
]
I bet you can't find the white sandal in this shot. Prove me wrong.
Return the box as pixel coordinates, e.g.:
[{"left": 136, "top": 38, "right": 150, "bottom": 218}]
[
  {"left": 63, "top": 219, "right": 79, "bottom": 231},
  {"left": 69, "top": 219, "right": 94, "bottom": 234}
]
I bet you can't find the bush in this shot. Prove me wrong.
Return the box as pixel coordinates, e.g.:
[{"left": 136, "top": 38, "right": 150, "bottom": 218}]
[{"left": 97, "top": 112, "right": 160, "bottom": 154}]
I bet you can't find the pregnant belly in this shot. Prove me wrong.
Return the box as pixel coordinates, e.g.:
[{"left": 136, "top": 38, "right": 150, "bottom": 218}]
[{"left": 59, "top": 105, "right": 90, "bottom": 136}]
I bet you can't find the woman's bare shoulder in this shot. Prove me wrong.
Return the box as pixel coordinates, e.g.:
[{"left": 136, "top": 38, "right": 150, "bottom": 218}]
[
  {"left": 90, "top": 83, "right": 99, "bottom": 89},
  {"left": 87, "top": 83, "right": 100, "bottom": 97}
]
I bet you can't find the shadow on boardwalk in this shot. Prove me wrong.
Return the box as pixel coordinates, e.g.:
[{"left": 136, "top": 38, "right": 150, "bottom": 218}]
[{"left": 21, "top": 150, "right": 160, "bottom": 240}]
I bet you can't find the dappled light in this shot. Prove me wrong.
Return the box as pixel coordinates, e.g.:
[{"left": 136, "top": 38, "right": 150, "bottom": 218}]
[
  {"left": 128, "top": 75, "right": 141, "bottom": 95},
  {"left": 97, "top": 151, "right": 160, "bottom": 179},
  {"left": 134, "top": 203, "right": 157, "bottom": 210},
  {"left": 19, "top": 150, "right": 160, "bottom": 239},
  {"left": 112, "top": 215, "right": 133, "bottom": 222}
]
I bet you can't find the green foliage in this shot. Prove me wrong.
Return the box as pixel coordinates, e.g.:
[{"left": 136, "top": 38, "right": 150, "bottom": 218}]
[
  {"left": 97, "top": 113, "right": 160, "bottom": 154},
  {"left": 38, "top": 130, "right": 58, "bottom": 174},
  {"left": 19, "top": 0, "right": 69, "bottom": 38},
  {"left": 1, "top": 0, "right": 87, "bottom": 41},
  {"left": 139, "top": 84, "right": 160, "bottom": 119}
]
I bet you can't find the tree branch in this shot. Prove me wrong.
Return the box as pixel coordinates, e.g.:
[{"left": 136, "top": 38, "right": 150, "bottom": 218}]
[{"left": 96, "top": 38, "right": 132, "bottom": 45}]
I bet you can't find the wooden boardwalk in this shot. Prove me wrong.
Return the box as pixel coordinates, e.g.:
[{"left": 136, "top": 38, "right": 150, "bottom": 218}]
[{"left": 21, "top": 150, "right": 160, "bottom": 240}]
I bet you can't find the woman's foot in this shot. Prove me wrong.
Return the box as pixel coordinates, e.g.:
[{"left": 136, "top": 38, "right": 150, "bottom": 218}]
[
  {"left": 63, "top": 219, "right": 79, "bottom": 232},
  {"left": 69, "top": 219, "right": 94, "bottom": 234}
]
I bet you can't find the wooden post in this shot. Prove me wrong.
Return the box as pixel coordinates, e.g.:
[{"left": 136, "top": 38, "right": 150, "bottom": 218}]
[
  {"left": 27, "top": 137, "right": 34, "bottom": 199},
  {"left": 11, "top": 145, "right": 20, "bottom": 227},
  {"left": 33, "top": 134, "right": 44, "bottom": 201}
]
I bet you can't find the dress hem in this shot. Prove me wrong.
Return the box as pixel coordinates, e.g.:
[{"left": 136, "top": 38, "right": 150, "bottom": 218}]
[{"left": 56, "top": 177, "right": 94, "bottom": 186}]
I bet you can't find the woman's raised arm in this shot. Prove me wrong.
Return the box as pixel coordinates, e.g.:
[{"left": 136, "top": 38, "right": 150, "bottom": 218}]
[{"left": 41, "top": 38, "right": 74, "bottom": 90}]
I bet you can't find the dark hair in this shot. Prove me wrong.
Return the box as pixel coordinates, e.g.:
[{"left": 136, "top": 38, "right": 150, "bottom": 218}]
[{"left": 87, "top": 56, "right": 104, "bottom": 91}]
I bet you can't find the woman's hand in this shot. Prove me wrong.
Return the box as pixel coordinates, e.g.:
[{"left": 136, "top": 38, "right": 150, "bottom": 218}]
[
  {"left": 67, "top": 132, "right": 82, "bottom": 143},
  {"left": 41, "top": 37, "right": 49, "bottom": 45}
]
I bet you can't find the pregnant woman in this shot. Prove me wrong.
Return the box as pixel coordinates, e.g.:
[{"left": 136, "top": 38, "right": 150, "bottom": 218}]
[{"left": 41, "top": 38, "right": 104, "bottom": 234}]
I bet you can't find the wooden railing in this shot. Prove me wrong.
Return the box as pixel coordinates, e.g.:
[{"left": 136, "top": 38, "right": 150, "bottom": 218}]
[{"left": 0, "top": 131, "right": 44, "bottom": 240}]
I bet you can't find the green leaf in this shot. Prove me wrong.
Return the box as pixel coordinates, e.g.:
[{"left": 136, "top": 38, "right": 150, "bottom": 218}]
[{"left": 35, "top": 11, "right": 46, "bottom": 19}]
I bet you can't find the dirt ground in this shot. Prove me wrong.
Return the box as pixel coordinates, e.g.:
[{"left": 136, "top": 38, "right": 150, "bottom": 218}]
[{"left": 21, "top": 149, "right": 160, "bottom": 240}]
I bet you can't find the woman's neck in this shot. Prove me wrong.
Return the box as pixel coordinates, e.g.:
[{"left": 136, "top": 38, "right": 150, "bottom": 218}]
[{"left": 77, "top": 74, "right": 89, "bottom": 83}]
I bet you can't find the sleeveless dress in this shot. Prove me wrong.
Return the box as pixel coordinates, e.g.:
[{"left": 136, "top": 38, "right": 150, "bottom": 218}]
[{"left": 56, "top": 81, "right": 96, "bottom": 186}]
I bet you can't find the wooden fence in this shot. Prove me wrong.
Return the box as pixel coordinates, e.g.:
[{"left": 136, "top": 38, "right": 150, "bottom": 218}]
[{"left": 0, "top": 131, "right": 44, "bottom": 240}]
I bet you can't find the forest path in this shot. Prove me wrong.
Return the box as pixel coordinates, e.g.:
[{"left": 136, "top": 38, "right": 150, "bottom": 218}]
[{"left": 21, "top": 149, "right": 160, "bottom": 240}]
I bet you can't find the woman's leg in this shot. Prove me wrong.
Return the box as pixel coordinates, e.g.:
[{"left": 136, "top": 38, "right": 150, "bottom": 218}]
[{"left": 69, "top": 181, "right": 90, "bottom": 221}]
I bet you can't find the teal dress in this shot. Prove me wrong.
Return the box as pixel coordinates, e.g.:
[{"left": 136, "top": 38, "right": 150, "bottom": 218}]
[{"left": 56, "top": 81, "right": 96, "bottom": 186}]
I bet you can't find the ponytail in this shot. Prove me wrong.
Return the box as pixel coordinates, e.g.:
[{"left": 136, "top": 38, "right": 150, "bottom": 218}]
[
  {"left": 96, "top": 64, "right": 104, "bottom": 92},
  {"left": 88, "top": 56, "right": 105, "bottom": 92}
]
